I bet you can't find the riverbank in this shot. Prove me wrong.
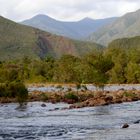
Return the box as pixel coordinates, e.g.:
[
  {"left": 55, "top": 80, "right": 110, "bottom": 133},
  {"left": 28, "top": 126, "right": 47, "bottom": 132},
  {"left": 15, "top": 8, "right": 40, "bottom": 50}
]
[
  {"left": 28, "top": 89, "right": 140, "bottom": 109},
  {"left": 2, "top": 89, "right": 140, "bottom": 108},
  {"left": 1, "top": 84, "right": 140, "bottom": 109}
]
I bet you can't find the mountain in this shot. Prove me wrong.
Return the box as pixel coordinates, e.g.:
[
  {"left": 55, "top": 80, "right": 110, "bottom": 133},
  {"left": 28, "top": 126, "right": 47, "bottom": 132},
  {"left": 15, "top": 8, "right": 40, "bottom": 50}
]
[
  {"left": 21, "top": 14, "right": 116, "bottom": 40},
  {"left": 88, "top": 9, "right": 140, "bottom": 46},
  {"left": 0, "top": 16, "right": 102, "bottom": 60},
  {"left": 108, "top": 36, "right": 140, "bottom": 50}
]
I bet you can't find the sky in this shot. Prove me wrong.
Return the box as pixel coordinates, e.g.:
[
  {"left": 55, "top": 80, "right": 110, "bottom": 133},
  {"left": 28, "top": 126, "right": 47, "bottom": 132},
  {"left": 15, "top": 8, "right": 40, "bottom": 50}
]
[{"left": 0, "top": 0, "right": 140, "bottom": 22}]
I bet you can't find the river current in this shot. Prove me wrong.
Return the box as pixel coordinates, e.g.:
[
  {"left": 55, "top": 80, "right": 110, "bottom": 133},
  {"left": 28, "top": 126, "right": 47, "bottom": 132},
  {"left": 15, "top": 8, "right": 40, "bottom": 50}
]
[{"left": 0, "top": 101, "right": 140, "bottom": 140}]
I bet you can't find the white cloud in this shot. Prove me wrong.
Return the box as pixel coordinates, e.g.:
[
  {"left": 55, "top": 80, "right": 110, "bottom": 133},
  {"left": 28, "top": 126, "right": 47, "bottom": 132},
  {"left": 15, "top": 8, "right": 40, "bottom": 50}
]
[{"left": 0, "top": 0, "right": 140, "bottom": 21}]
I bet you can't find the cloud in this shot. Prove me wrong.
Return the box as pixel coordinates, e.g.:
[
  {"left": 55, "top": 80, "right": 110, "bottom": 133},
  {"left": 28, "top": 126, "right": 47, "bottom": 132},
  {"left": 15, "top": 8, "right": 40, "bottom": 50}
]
[{"left": 0, "top": 0, "right": 140, "bottom": 21}]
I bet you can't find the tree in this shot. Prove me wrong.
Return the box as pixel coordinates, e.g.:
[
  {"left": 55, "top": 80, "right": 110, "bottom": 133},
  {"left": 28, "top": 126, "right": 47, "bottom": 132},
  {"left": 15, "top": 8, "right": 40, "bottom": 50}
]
[
  {"left": 53, "top": 55, "right": 80, "bottom": 83},
  {"left": 125, "top": 62, "right": 140, "bottom": 83}
]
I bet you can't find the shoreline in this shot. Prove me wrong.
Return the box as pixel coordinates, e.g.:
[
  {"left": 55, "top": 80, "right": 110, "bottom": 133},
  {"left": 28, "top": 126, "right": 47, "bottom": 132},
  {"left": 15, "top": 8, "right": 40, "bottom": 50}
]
[
  {"left": 26, "top": 83, "right": 140, "bottom": 88},
  {"left": 1, "top": 88, "right": 140, "bottom": 109}
]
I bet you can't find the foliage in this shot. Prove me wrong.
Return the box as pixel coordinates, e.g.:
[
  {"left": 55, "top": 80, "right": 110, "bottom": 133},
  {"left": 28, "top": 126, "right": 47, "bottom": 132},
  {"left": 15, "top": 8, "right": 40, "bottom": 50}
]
[
  {"left": 40, "top": 93, "right": 49, "bottom": 102},
  {"left": 64, "top": 92, "right": 79, "bottom": 102},
  {"left": 1, "top": 36, "right": 140, "bottom": 84},
  {"left": 123, "top": 91, "right": 137, "bottom": 98},
  {"left": 0, "top": 81, "right": 28, "bottom": 104},
  {"left": 15, "top": 82, "right": 28, "bottom": 104}
]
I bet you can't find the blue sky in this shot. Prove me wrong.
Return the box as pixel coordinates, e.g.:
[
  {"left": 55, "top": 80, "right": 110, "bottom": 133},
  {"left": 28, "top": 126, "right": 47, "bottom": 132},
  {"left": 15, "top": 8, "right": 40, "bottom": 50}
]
[{"left": 0, "top": 0, "right": 140, "bottom": 21}]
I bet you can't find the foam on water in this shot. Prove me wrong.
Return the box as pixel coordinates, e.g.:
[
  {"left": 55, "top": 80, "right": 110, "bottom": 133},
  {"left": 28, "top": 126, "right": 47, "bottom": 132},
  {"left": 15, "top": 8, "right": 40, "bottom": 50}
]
[{"left": 0, "top": 101, "right": 140, "bottom": 139}]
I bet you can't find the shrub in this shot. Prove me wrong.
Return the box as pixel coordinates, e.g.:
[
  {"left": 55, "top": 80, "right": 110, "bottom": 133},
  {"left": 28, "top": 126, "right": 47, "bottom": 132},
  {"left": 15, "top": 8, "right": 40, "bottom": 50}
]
[
  {"left": 40, "top": 93, "right": 49, "bottom": 102},
  {"left": 15, "top": 82, "right": 28, "bottom": 104},
  {"left": 123, "top": 91, "right": 136, "bottom": 98},
  {"left": 0, "top": 81, "right": 28, "bottom": 104},
  {"left": 0, "top": 83, "right": 7, "bottom": 97},
  {"left": 64, "top": 92, "right": 79, "bottom": 102}
]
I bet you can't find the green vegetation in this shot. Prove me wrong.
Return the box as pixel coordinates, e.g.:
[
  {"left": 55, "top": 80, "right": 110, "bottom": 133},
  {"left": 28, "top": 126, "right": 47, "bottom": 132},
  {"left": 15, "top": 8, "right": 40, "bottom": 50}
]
[
  {"left": 0, "top": 82, "right": 28, "bottom": 104},
  {"left": 1, "top": 16, "right": 140, "bottom": 86},
  {"left": 106, "top": 36, "right": 140, "bottom": 84},
  {"left": 2, "top": 35, "right": 140, "bottom": 85},
  {"left": 64, "top": 92, "right": 79, "bottom": 102},
  {"left": 40, "top": 93, "right": 49, "bottom": 102},
  {"left": 123, "top": 91, "right": 137, "bottom": 98},
  {"left": 0, "top": 57, "right": 28, "bottom": 103},
  {"left": 1, "top": 35, "right": 140, "bottom": 105},
  {"left": 0, "top": 16, "right": 102, "bottom": 60}
]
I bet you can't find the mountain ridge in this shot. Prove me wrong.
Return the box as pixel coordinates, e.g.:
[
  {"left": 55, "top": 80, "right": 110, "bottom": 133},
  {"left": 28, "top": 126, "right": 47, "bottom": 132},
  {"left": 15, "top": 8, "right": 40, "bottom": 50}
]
[
  {"left": 21, "top": 14, "right": 116, "bottom": 40},
  {"left": 0, "top": 15, "right": 102, "bottom": 60},
  {"left": 88, "top": 9, "right": 140, "bottom": 46}
]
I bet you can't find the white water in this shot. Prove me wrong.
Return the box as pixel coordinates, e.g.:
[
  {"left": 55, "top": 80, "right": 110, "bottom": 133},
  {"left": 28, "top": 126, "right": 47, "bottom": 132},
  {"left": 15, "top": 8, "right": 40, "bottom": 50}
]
[{"left": 0, "top": 101, "right": 140, "bottom": 139}]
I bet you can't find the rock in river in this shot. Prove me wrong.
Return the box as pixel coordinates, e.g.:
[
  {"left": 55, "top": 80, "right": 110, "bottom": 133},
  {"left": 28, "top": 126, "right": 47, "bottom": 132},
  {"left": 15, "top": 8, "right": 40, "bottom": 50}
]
[
  {"left": 41, "top": 103, "right": 46, "bottom": 107},
  {"left": 122, "top": 123, "right": 129, "bottom": 128}
]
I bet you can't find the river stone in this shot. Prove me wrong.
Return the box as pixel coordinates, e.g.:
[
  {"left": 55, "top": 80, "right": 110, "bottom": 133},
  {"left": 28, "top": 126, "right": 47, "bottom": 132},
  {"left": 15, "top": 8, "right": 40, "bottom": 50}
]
[
  {"left": 134, "top": 120, "right": 140, "bottom": 124},
  {"left": 41, "top": 103, "right": 46, "bottom": 107},
  {"left": 122, "top": 123, "right": 129, "bottom": 128},
  {"left": 105, "top": 95, "right": 113, "bottom": 101}
]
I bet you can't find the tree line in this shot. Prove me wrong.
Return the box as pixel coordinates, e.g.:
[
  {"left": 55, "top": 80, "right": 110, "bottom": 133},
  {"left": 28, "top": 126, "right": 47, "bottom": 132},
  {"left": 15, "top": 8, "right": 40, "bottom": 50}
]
[{"left": 1, "top": 44, "right": 140, "bottom": 85}]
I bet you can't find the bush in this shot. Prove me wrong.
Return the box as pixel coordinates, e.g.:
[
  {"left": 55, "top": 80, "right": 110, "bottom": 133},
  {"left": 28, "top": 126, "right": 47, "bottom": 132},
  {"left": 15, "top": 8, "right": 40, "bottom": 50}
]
[
  {"left": 40, "top": 93, "right": 48, "bottom": 102},
  {"left": 0, "top": 81, "right": 28, "bottom": 104},
  {"left": 64, "top": 92, "right": 79, "bottom": 102},
  {"left": 0, "top": 83, "right": 7, "bottom": 97},
  {"left": 15, "top": 82, "right": 28, "bottom": 104},
  {"left": 123, "top": 91, "right": 136, "bottom": 98}
]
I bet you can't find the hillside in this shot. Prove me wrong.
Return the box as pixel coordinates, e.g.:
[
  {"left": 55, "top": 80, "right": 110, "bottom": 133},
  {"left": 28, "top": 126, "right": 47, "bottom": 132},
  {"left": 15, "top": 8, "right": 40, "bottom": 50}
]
[
  {"left": 108, "top": 36, "right": 140, "bottom": 50},
  {"left": 0, "top": 16, "right": 102, "bottom": 60},
  {"left": 21, "top": 14, "right": 116, "bottom": 40},
  {"left": 88, "top": 9, "right": 140, "bottom": 46}
]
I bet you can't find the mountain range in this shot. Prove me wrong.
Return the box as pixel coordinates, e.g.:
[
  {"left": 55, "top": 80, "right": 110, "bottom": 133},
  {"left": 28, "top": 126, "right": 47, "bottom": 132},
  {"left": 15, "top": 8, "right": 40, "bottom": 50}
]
[
  {"left": 88, "top": 9, "right": 140, "bottom": 46},
  {"left": 21, "top": 15, "right": 116, "bottom": 40},
  {"left": 21, "top": 9, "right": 140, "bottom": 46},
  {"left": 1, "top": 9, "right": 140, "bottom": 60},
  {"left": 0, "top": 16, "right": 102, "bottom": 60}
]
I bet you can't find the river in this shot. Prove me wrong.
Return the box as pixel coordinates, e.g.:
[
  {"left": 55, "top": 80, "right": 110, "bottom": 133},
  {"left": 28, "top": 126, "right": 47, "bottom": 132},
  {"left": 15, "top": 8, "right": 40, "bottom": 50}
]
[
  {"left": 0, "top": 101, "right": 140, "bottom": 140},
  {"left": 28, "top": 84, "right": 140, "bottom": 92}
]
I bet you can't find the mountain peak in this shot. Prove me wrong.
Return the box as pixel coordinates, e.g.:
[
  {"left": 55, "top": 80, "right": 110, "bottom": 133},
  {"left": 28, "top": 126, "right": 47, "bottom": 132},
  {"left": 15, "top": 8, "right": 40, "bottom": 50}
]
[
  {"left": 21, "top": 14, "right": 116, "bottom": 39},
  {"left": 32, "top": 14, "right": 54, "bottom": 20},
  {"left": 88, "top": 9, "right": 140, "bottom": 46},
  {"left": 80, "top": 17, "right": 94, "bottom": 22}
]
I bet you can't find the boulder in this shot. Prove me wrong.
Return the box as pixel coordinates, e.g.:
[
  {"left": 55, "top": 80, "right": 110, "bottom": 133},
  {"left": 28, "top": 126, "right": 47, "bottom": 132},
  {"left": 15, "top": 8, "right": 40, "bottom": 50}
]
[
  {"left": 122, "top": 123, "right": 129, "bottom": 128},
  {"left": 134, "top": 120, "right": 140, "bottom": 124},
  {"left": 41, "top": 103, "right": 46, "bottom": 107}
]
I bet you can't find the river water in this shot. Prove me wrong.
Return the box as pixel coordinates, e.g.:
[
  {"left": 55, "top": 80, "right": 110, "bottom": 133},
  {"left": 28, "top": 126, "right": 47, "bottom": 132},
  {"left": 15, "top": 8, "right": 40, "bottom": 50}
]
[
  {"left": 28, "top": 84, "right": 140, "bottom": 92},
  {"left": 0, "top": 101, "right": 140, "bottom": 140}
]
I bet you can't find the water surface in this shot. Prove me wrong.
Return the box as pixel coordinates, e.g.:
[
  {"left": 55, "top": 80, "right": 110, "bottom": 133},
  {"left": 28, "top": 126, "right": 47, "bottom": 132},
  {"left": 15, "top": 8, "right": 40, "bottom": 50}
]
[
  {"left": 1, "top": 101, "right": 140, "bottom": 139},
  {"left": 28, "top": 84, "right": 140, "bottom": 92}
]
